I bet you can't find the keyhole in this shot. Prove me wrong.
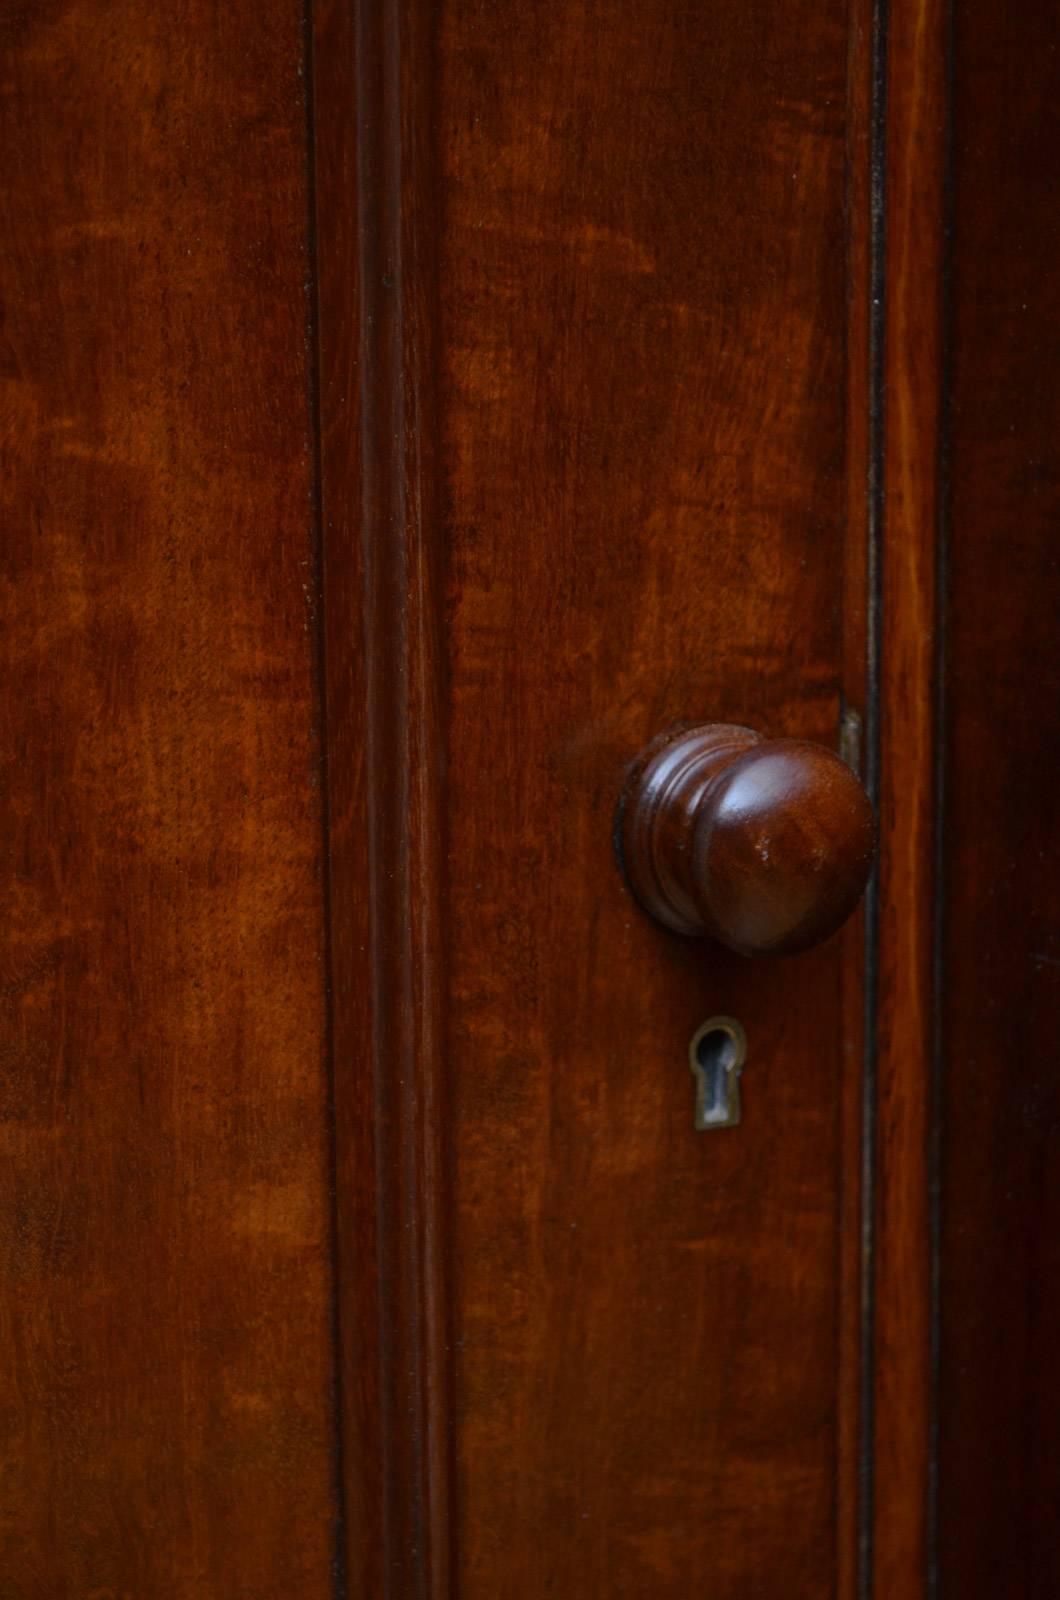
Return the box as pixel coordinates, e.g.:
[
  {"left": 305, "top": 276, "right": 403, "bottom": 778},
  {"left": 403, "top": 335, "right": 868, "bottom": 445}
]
[{"left": 689, "top": 1017, "right": 746, "bottom": 1130}]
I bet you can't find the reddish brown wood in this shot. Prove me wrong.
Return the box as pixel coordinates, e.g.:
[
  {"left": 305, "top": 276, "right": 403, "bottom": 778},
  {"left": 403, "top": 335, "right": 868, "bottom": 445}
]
[
  {"left": 20, "top": 0, "right": 1044, "bottom": 1591},
  {"left": 936, "top": 2, "right": 1060, "bottom": 1590},
  {"left": 871, "top": 0, "right": 950, "bottom": 1593},
  {"left": 0, "top": 3, "right": 339, "bottom": 1594},
  {"left": 316, "top": 0, "right": 873, "bottom": 1591},
  {"left": 621, "top": 724, "right": 874, "bottom": 954},
  {"left": 432, "top": 2, "right": 862, "bottom": 1593}
]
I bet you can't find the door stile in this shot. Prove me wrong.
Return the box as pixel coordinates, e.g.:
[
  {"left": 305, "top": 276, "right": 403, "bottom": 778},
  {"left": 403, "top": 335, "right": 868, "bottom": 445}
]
[{"left": 871, "top": 0, "right": 953, "bottom": 1592}]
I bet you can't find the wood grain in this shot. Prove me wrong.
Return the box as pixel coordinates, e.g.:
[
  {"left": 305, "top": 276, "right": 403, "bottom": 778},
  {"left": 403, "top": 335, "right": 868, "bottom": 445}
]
[
  {"left": 0, "top": 0, "right": 928, "bottom": 1590},
  {"left": 936, "top": 0, "right": 1060, "bottom": 1589},
  {"left": 871, "top": 0, "right": 950, "bottom": 1589},
  {"left": 435, "top": 1, "right": 863, "bottom": 1592},
  {"left": 0, "top": 4, "right": 339, "bottom": 1594},
  {"left": 315, "top": 0, "right": 874, "bottom": 1591}
]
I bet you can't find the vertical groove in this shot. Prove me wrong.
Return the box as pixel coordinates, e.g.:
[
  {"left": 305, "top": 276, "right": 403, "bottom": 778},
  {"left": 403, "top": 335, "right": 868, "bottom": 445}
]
[
  {"left": 301, "top": 4, "right": 351, "bottom": 1593},
  {"left": 927, "top": 1, "right": 956, "bottom": 1591},
  {"left": 311, "top": 0, "right": 449, "bottom": 1589},
  {"left": 364, "top": 0, "right": 408, "bottom": 1576},
  {"left": 358, "top": 0, "right": 417, "bottom": 1579},
  {"left": 859, "top": 0, "right": 889, "bottom": 1591}
]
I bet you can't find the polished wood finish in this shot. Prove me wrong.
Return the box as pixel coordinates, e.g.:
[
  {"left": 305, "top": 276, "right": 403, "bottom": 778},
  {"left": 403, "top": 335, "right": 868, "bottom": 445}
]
[
  {"left": 345, "top": 0, "right": 866, "bottom": 1592},
  {"left": 871, "top": 0, "right": 950, "bottom": 1592},
  {"left": 936, "top": 2, "right": 1060, "bottom": 1590},
  {"left": 621, "top": 724, "right": 874, "bottom": 955},
  {"left": 0, "top": 3, "right": 339, "bottom": 1594},
  {"left": 871, "top": 1, "right": 1060, "bottom": 1590},
  {"left": 8, "top": 0, "right": 1055, "bottom": 1595}
]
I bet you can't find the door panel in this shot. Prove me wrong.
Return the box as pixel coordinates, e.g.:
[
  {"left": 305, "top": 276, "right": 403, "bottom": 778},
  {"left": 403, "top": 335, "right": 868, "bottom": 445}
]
[
  {"left": 442, "top": 5, "right": 856, "bottom": 1596},
  {"left": 0, "top": 4, "right": 338, "bottom": 1593},
  {"left": 314, "top": 1, "right": 870, "bottom": 1593}
]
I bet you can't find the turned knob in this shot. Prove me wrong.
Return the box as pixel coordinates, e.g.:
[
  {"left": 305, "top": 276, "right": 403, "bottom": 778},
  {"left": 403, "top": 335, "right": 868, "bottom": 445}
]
[{"left": 618, "top": 723, "right": 875, "bottom": 956}]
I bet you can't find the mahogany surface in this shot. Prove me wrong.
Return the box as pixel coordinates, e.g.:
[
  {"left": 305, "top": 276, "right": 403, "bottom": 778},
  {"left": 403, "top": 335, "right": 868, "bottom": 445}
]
[
  {"left": 4, "top": 0, "right": 1056, "bottom": 1595},
  {"left": 871, "top": 0, "right": 950, "bottom": 1588},
  {"left": 0, "top": 5, "right": 339, "bottom": 1594},
  {"left": 425, "top": 2, "right": 862, "bottom": 1593},
  {"left": 314, "top": 0, "right": 873, "bottom": 1591}
]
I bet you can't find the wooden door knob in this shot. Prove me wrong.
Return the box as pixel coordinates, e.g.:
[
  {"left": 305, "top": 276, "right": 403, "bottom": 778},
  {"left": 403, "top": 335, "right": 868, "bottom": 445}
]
[{"left": 618, "top": 724, "right": 875, "bottom": 956}]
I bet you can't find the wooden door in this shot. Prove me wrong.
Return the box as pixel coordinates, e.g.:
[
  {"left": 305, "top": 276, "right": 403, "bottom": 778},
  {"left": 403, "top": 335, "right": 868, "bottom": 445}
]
[
  {"left": 2, "top": 2, "right": 1057, "bottom": 1597},
  {"left": 317, "top": 1, "right": 868, "bottom": 1591}
]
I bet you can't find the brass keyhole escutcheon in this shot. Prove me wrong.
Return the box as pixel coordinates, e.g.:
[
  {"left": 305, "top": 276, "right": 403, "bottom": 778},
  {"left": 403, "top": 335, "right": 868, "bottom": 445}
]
[{"left": 689, "top": 1017, "right": 746, "bottom": 1130}]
